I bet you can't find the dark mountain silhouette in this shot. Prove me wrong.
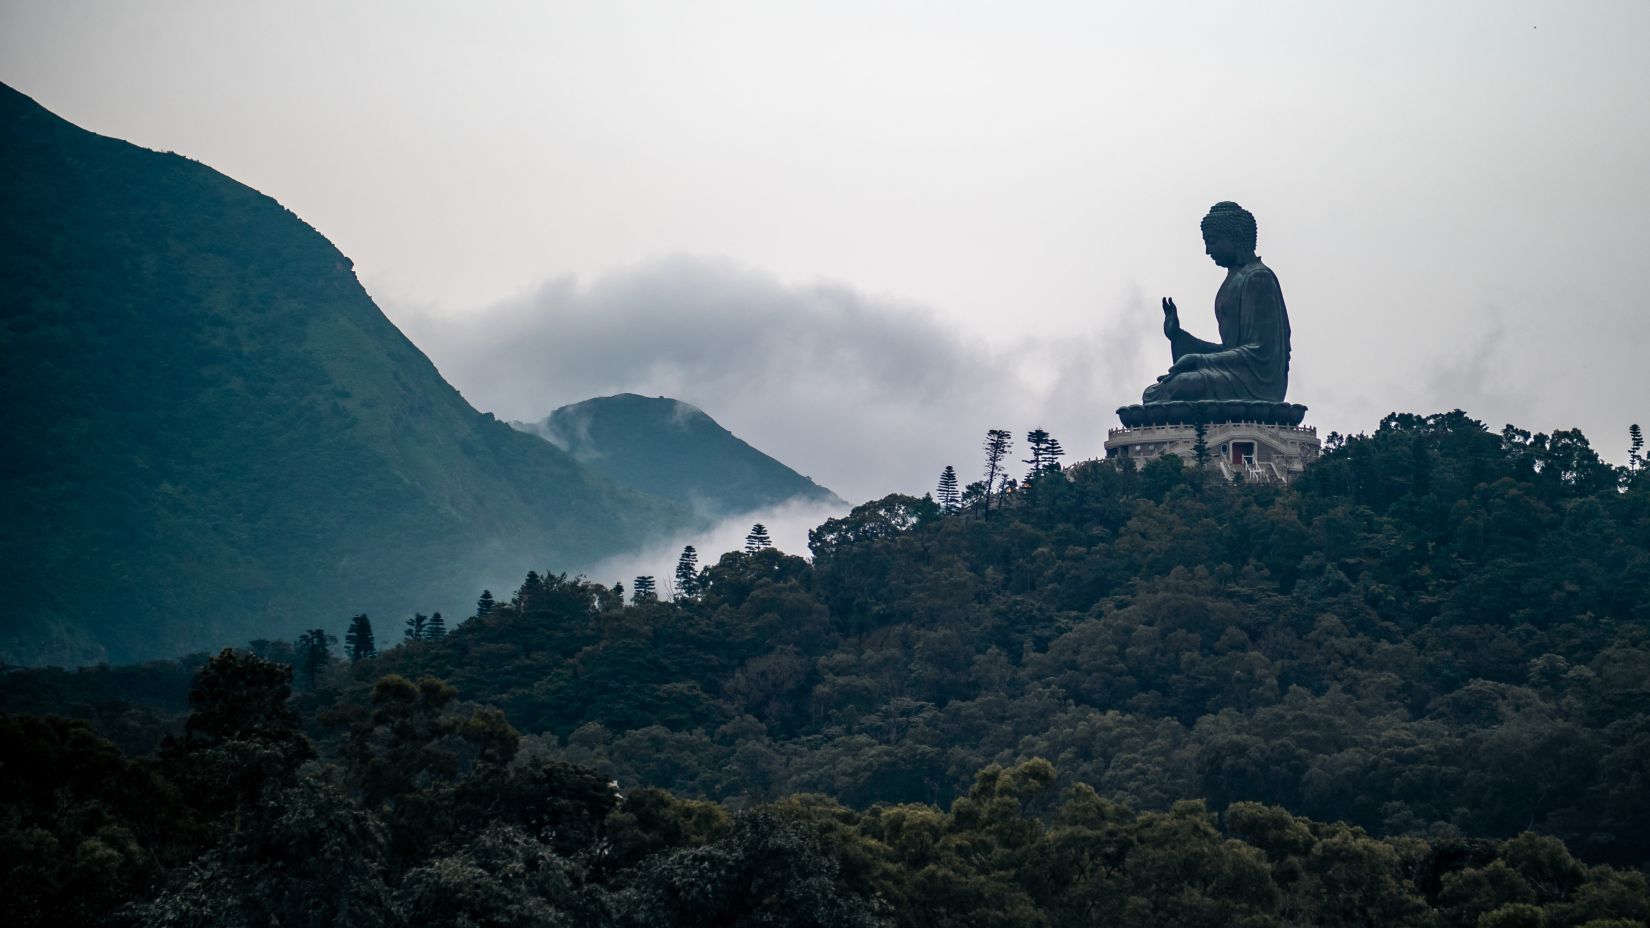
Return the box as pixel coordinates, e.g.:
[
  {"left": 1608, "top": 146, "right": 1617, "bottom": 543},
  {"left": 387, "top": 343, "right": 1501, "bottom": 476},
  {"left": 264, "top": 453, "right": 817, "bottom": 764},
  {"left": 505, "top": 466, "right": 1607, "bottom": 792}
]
[
  {"left": 514, "top": 393, "right": 843, "bottom": 517},
  {"left": 0, "top": 83, "right": 694, "bottom": 666}
]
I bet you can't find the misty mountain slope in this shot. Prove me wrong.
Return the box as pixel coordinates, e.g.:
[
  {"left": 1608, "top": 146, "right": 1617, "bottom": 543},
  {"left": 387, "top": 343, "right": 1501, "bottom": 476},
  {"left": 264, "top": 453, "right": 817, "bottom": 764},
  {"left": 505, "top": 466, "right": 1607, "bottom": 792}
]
[
  {"left": 514, "top": 393, "right": 844, "bottom": 516},
  {"left": 0, "top": 83, "right": 693, "bottom": 666}
]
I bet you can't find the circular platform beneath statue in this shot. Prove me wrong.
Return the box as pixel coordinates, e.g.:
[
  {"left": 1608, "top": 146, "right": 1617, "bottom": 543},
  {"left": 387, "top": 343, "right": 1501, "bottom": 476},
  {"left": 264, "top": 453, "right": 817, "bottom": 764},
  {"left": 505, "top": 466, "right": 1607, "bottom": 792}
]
[
  {"left": 1103, "top": 415, "right": 1321, "bottom": 483},
  {"left": 1115, "top": 401, "right": 1307, "bottom": 428}
]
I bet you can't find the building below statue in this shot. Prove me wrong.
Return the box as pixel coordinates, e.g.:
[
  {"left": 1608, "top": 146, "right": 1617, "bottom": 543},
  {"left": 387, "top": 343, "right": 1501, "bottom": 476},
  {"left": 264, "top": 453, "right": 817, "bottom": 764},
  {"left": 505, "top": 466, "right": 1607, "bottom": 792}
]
[{"left": 1105, "top": 403, "right": 1320, "bottom": 483}]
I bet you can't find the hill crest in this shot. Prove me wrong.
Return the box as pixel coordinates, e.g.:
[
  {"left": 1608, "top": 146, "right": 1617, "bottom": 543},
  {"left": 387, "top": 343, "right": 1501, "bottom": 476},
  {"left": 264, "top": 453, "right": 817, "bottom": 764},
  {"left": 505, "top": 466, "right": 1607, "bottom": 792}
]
[{"left": 515, "top": 393, "right": 843, "bottom": 517}]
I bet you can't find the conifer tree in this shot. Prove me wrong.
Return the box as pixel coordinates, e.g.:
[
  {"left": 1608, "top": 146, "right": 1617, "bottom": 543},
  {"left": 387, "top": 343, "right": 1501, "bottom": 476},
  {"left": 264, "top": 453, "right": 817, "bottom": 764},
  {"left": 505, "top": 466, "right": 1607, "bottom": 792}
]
[
  {"left": 1024, "top": 429, "right": 1049, "bottom": 478},
  {"left": 344, "top": 613, "right": 376, "bottom": 662},
  {"left": 1631, "top": 423, "right": 1644, "bottom": 473},
  {"left": 1044, "top": 436, "right": 1064, "bottom": 467},
  {"left": 426, "top": 612, "right": 447, "bottom": 640},
  {"left": 982, "top": 429, "right": 1013, "bottom": 511},
  {"left": 1023, "top": 429, "right": 1066, "bottom": 480},
  {"left": 518, "top": 571, "right": 544, "bottom": 607},
  {"left": 674, "top": 546, "right": 701, "bottom": 599},
  {"left": 937, "top": 465, "right": 961, "bottom": 513},
  {"left": 475, "top": 589, "right": 496, "bottom": 618},
  {"left": 295, "top": 628, "right": 335, "bottom": 689},
  {"left": 744, "top": 523, "right": 773, "bottom": 553},
  {"left": 404, "top": 613, "right": 428, "bottom": 642},
  {"left": 632, "top": 576, "right": 657, "bottom": 604},
  {"left": 1192, "top": 422, "right": 1211, "bottom": 469}
]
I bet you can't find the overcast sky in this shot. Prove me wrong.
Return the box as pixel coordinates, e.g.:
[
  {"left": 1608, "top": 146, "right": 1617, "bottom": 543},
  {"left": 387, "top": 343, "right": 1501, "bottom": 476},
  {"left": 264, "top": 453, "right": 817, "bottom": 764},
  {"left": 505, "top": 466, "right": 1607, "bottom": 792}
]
[{"left": 4, "top": 1, "right": 1647, "bottom": 505}]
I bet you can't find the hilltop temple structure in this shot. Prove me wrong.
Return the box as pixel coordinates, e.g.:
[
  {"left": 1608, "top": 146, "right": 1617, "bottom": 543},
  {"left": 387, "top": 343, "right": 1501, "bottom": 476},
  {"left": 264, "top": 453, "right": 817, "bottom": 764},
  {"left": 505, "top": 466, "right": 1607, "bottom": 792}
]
[{"left": 1104, "top": 201, "right": 1320, "bottom": 481}]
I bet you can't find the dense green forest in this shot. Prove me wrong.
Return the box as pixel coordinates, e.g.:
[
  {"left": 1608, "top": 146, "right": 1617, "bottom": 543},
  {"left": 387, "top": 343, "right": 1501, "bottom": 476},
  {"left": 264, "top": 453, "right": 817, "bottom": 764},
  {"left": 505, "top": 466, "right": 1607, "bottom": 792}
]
[{"left": 5, "top": 411, "right": 1649, "bottom": 926}]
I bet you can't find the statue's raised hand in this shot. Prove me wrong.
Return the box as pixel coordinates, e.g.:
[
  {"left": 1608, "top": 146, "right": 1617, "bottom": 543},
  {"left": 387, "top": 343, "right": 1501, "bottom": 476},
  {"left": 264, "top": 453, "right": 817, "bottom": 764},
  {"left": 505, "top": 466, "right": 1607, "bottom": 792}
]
[{"left": 1161, "top": 297, "right": 1181, "bottom": 338}]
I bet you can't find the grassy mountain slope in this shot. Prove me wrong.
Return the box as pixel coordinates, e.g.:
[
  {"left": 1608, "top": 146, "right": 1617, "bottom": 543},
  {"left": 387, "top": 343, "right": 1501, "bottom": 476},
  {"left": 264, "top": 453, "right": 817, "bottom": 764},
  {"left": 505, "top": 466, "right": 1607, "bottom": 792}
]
[
  {"left": 0, "top": 83, "right": 692, "bottom": 666},
  {"left": 515, "top": 393, "right": 843, "bottom": 516}
]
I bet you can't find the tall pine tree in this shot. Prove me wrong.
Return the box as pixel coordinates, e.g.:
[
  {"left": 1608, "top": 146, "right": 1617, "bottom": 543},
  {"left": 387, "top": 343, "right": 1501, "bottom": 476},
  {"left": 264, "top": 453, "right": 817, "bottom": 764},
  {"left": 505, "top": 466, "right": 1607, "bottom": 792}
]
[
  {"left": 475, "top": 589, "right": 496, "bottom": 619},
  {"left": 632, "top": 576, "right": 657, "bottom": 604},
  {"left": 982, "top": 429, "right": 1013, "bottom": 511},
  {"left": 426, "top": 612, "right": 447, "bottom": 640},
  {"left": 1023, "top": 429, "right": 1065, "bottom": 480},
  {"left": 295, "top": 628, "right": 335, "bottom": 689},
  {"left": 674, "top": 546, "right": 701, "bottom": 599},
  {"left": 404, "top": 613, "right": 428, "bottom": 641},
  {"left": 937, "top": 465, "right": 961, "bottom": 513},
  {"left": 744, "top": 523, "right": 773, "bottom": 553},
  {"left": 344, "top": 613, "right": 376, "bottom": 662},
  {"left": 517, "top": 571, "right": 544, "bottom": 608},
  {"left": 1043, "top": 435, "right": 1064, "bottom": 469}
]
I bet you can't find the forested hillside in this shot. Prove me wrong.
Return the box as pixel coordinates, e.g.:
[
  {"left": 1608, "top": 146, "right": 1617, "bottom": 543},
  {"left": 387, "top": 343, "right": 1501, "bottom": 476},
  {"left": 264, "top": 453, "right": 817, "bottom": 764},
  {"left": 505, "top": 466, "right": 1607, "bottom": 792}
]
[
  {"left": 0, "top": 83, "right": 694, "bottom": 665},
  {"left": 363, "top": 412, "right": 1650, "bottom": 862},
  {"left": 5, "top": 411, "right": 1648, "bottom": 926}
]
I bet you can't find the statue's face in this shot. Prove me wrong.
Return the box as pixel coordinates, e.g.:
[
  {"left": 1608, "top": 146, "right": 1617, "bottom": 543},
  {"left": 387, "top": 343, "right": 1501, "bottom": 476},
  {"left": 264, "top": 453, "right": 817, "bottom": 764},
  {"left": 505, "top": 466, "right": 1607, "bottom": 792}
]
[{"left": 1202, "top": 229, "right": 1242, "bottom": 268}]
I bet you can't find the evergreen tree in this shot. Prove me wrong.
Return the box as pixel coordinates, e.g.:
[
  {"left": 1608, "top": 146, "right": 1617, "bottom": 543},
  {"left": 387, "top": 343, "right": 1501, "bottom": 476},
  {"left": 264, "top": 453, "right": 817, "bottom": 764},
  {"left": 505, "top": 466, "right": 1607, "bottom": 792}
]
[
  {"left": 1024, "top": 429, "right": 1049, "bottom": 478},
  {"left": 294, "top": 628, "right": 335, "bottom": 689},
  {"left": 405, "top": 613, "right": 429, "bottom": 642},
  {"left": 1192, "top": 421, "right": 1211, "bottom": 468},
  {"left": 674, "top": 546, "right": 701, "bottom": 600},
  {"left": 1044, "top": 435, "right": 1065, "bottom": 469},
  {"left": 426, "top": 612, "right": 447, "bottom": 640},
  {"left": 632, "top": 576, "right": 657, "bottom": 604},
  {"left": 982, "top": 429, "right": 1013, "bottom": 511},
  {"left": 1023, "top": 429, "right": 1066, "bottom": 480},
  {"left": 744, "top": 523, "right": 774, "bottom": 553},
  {"left": 344, "top": 613, "right": 376, "bottom": 662},
  {"left": 517, "top": 571, "right": 544, "bottom": 608},
  {"left": 937, "top": 465, "right": 961, "bottom": 513},
  {"left": 613, "top": 581, "right": 625, "bottom": 602},
  {"left": 960, "top": 480, "right": 987, "bottom": 513},
  {"left": 1631, "top": 423, "right": 1644, "bottom": 472},
  {"left": 475, "top": 589, "right": 496, "bottom": 618}
]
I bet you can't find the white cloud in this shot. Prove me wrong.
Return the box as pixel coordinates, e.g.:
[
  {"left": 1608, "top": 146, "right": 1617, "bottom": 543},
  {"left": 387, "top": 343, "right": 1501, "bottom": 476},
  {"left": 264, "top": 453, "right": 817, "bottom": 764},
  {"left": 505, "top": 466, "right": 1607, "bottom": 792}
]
[
  {"left": 392, "top": 256, "right": 1162, "bottom": 504},
  {"left": 584, "top": 497, "right": 852, "bottom": 597}
]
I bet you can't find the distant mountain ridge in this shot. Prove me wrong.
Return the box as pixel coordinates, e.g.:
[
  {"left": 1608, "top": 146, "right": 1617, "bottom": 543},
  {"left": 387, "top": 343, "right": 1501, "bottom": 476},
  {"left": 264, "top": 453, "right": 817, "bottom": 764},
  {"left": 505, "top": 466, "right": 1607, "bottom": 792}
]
[
  {"left": 514, "top": 394, "right": 843, "bottom": 517},
  {"left": 0, "top": 83, "right": 700, "bottom": 665}
]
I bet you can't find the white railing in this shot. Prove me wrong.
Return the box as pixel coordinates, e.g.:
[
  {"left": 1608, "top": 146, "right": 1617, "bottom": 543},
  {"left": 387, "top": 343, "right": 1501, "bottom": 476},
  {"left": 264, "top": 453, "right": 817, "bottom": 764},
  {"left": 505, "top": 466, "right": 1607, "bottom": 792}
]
[{"left": 1108, "top": 422, "right": 1318, "bottom": 438}]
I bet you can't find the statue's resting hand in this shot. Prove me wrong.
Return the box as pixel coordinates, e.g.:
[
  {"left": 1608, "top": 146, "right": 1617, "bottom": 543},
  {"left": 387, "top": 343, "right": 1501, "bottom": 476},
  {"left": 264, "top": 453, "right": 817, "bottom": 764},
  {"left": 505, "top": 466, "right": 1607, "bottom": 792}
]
[
  {"left": 1162, "top": 297, "right": 1180, "bottom": 339},
  {"left": 1168, "top": 353, "right": 1204, "bottom": 375}
]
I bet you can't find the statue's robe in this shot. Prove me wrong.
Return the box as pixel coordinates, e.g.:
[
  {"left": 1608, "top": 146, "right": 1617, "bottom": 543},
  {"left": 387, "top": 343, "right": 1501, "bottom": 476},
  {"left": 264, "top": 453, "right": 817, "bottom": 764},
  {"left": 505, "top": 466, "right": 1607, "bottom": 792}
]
[{"left": 1144, "top": 257, "right": 1291, "bottom": 403}]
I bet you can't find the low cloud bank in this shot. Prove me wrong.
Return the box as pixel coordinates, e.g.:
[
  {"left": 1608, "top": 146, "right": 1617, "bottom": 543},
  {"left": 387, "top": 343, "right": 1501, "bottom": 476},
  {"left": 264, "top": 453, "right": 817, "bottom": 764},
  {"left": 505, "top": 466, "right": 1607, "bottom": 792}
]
[
  {"left": 584, "top": 497, "right": 852, "bottom": 598},
  {"left": 391, "top": 255, "right": 1161, "bottom": 503}
]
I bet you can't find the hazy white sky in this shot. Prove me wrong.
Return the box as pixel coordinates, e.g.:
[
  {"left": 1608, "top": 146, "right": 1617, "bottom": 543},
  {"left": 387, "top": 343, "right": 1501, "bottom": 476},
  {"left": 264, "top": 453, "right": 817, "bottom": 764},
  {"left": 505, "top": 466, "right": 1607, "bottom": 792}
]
[{"left": 4, "top": 0, "right": 1647, "bottom": 503}]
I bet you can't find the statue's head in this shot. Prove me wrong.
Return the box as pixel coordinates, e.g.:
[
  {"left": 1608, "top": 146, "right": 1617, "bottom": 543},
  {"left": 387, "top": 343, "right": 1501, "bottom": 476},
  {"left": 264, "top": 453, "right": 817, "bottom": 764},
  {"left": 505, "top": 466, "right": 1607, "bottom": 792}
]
[{"left": 1200, "top": 201, "right": 1257, "bottom": 267}]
